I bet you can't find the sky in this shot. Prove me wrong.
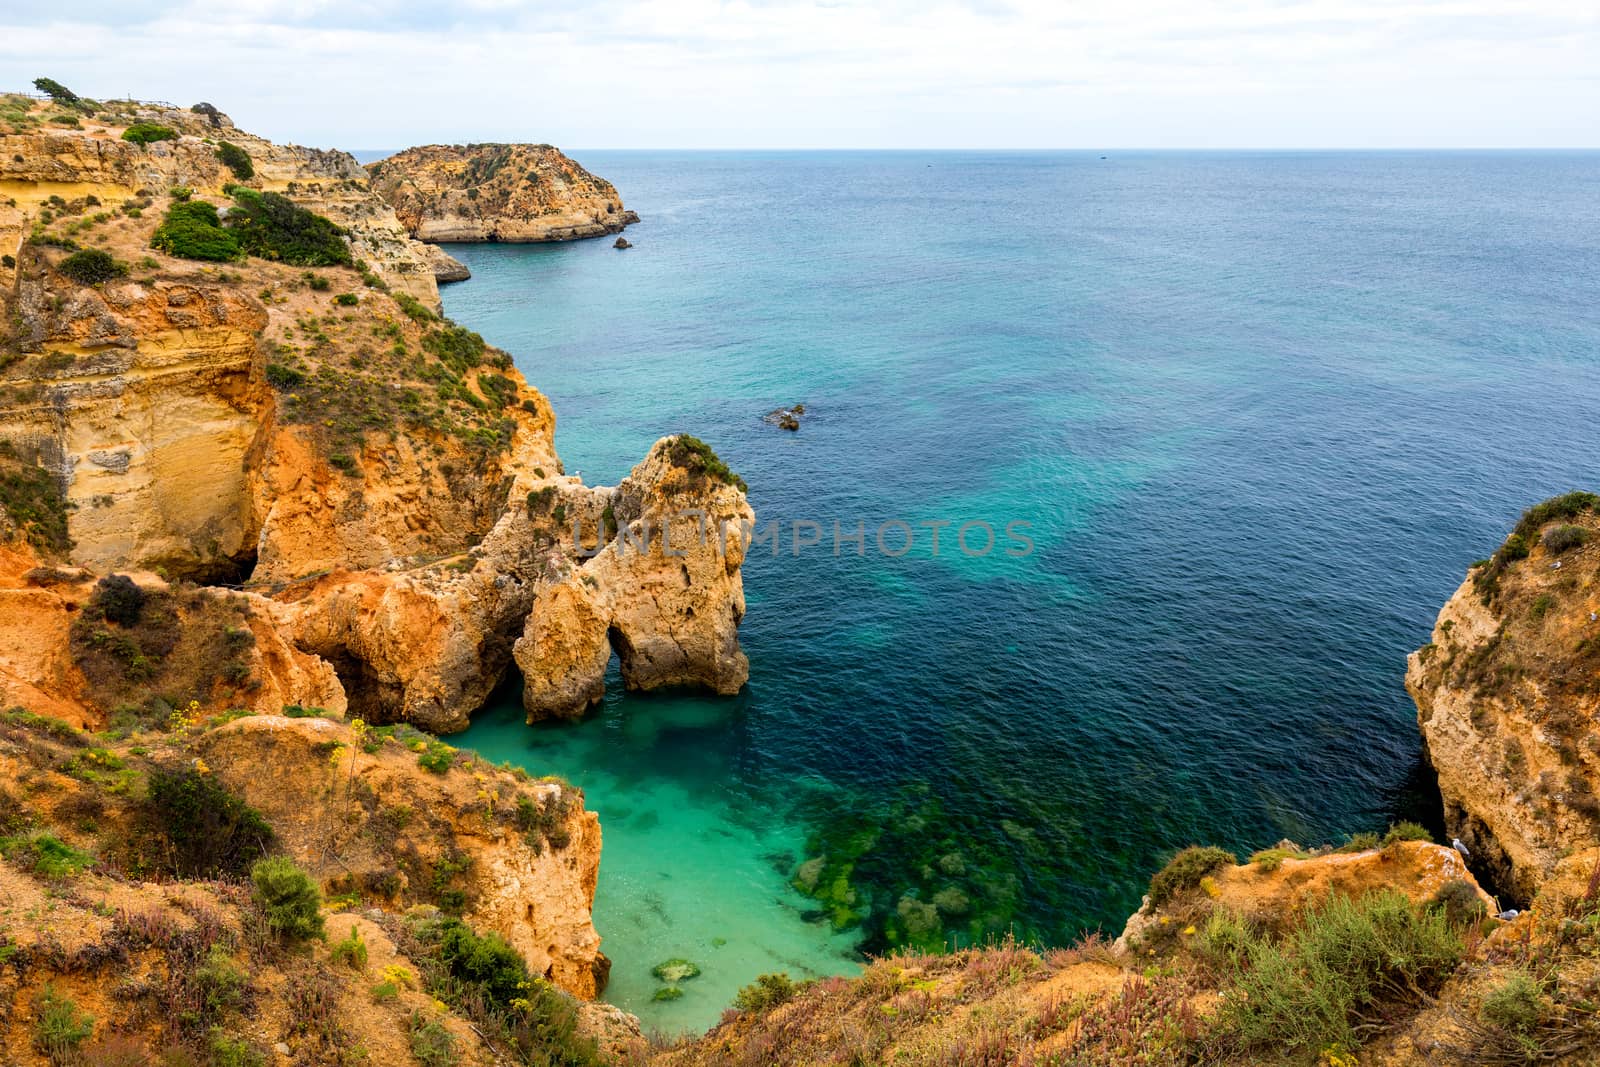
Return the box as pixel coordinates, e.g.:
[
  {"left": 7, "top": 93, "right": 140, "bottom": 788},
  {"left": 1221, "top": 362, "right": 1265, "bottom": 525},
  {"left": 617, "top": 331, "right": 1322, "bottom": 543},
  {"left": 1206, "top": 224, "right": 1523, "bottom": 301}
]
[{"left": 2, "top": 1, "right": 1596, "bottom": 150}]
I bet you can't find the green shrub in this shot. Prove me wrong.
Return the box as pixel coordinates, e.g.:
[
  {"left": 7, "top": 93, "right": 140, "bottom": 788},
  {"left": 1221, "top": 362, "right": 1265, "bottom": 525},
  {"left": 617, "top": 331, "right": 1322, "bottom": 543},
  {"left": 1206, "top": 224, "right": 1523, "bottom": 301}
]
[
  {"left": 151, "top": 200, "right": 240, "bottom": 262},
  {"left": 226, "top": 188, "right": 351, "bottom": 267},
  {"left": 434, "top": 917, "right": 529, "bottom": 1005},
  {"left": 216, "top": 141, "right": 254, "bottom": 180},
  {"left": 0, "top": 832, "right": 94, "bottom": 879},
  {"left": 409, "top": 1012, "right": 457, "bottom": 1067},
  {"left": 393, "top": 292, "right": 437, "bottom": 322},
  {"left": 1147, "top": 846, "right": 1235, "bottom": 907},
  {"left": 33, "top": 984, "right": 94, "bottom": 1061},
  {"left": 1334, "top": 831, "right": 1381, "bottom": 853},
  {"left": 147, "top": 767, "right": 275, "bottom": 878},
  {"left": 1427, "top": 878, "right": 1487, "bottom": 927},
  {"left": 1380, "top": 822, "right": 1433, "bottom": 847},
  {"left": 733, "top": 972, "right": 797, "bottom": 1013},
  {"left": 423, "top": 324, "right": 487, "bottom": 373},
  {"left": 251, "top": 855, "right": 325, "bottom": 943},
  {"left": 1480, "top": 971, "right": 1544, "bottom": 1033},
  {"left": 197, "top": 945, "right": 249, "bottom": 1017},
  {"left": 58, "top": 247, "right": 125, "bottom": 284},
  {"left": 209, "top": 1030, "right": 266, "bottom": 1067},
  {"left": 418, "top": 740, "right": 456, "bottom": 774},
  {"left": 0, "top": 442, "right": 71, "bottom": 555},
  {"left": 1543, "top": 524, "right": 1589, "bottom": 554},
  {"left": 122, "top": 123, "right": 178, "bottom": 146},
  {"left": 333, "top": 292, "right": 359, "bottom": 306},
  {"left": 1212, "top": 890, "right": 1463, "bottom": 1059},
  {"left": 514, "top": 791, "right": 575, "bottom": 851},
  {"left": 304, "top": 272, "right": 332, "bottom": 292},
  {"left": 665, "top": 434, "right": 748, "bottom": 493},
  {"left": 265, "top": 362, "right": 305, "bottom": 389},
  {"left": 330, "top": 926, "right": 369, "bottom": 970},
  {"left": 93, "top": 573, "right": 145, "bottom": 625}
]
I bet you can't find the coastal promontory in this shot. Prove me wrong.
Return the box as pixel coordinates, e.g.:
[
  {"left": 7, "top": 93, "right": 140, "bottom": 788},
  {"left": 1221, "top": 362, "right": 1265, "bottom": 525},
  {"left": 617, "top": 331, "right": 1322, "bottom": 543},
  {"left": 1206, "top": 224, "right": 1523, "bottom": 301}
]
[{"left": 366, "top": 143, "right": 640, "bottom": 244}]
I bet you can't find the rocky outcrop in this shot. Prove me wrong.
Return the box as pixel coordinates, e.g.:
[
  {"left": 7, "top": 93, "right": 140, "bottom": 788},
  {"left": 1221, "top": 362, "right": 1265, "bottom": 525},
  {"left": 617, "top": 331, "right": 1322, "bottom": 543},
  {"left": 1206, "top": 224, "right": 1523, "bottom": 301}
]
[
  {"left": 515, "top": 436, "right": 753, "bottom": 720},
  {"left": 1407, "top": 493, "right": 1600, "bottom": 905},
  {"left": 421, "top": 241, "right": 471, "bottom": 282},
  {"left": 1116, "top": 841, "right": 1493, "bottom": 954},
  {"left": 195, "top": 714, "right": 607, "bottom": 997},
  {"left": 366, "top": 143, "right": 640, "bottom": 243}
]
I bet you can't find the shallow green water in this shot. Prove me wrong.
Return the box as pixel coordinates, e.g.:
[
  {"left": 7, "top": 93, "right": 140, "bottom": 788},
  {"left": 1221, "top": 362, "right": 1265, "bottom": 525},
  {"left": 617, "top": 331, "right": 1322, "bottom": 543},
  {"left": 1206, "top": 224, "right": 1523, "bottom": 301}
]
[{"left": 457, "top": 682, "right": 861, "bottom": 1032}]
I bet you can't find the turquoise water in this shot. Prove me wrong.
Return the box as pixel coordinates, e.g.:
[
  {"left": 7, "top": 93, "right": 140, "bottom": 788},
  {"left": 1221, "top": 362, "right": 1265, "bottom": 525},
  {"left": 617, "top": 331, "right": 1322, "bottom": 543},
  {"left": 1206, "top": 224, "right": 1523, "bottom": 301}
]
[{"left": 447, "top": 151, "right": 1600, "bottom": 1032}]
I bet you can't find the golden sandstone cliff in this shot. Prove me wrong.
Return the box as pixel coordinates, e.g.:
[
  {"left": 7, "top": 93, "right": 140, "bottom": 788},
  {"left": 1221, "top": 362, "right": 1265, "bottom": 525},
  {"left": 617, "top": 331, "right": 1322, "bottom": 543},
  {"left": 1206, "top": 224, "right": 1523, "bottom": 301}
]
[
  {"left": 0, "top": 90, "right": 747, "bottom": 1061},
  {"left": 367, "top": 143, "right": 640, "bottom": 244},
  {"left": 1407, "top": 493, "right": 1600, "bottom": 906}
]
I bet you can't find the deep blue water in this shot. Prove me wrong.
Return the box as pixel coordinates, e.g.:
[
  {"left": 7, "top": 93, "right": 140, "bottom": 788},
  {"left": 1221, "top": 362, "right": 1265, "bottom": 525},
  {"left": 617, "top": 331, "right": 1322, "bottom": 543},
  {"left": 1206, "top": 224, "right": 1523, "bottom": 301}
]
[{"left": 445, "top": 151, "right": 1600, "bottom": 1030}]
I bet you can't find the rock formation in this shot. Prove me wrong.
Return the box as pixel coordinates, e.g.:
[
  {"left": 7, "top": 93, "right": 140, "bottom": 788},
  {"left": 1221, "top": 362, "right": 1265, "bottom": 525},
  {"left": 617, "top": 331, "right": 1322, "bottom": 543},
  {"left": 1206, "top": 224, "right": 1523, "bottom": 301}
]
[
  {"left": 366, "top": 143, "right": 640, "bottom": 243},
  {"left": 515, "top": 437, "right": 753, "bottom": 720},
  {"left": 1408, "top": 492, "right": 1600, "bottom": 905}
]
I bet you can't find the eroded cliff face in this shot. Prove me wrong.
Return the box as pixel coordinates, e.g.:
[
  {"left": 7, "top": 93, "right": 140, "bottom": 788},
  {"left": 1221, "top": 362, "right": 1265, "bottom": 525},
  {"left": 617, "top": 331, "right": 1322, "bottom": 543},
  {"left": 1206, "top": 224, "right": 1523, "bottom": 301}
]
[
  {"left": 367, "top": 143, "right": 640, "bottom": 243},
  {"left": 515, "top": 437, "right": 753, "bottom": 721},
  {"left": 194, "top": 714, "right": 607, "bottom": 997},
  {"left": 1407, "top": 494, "right": 1600, "bottom": 905}
]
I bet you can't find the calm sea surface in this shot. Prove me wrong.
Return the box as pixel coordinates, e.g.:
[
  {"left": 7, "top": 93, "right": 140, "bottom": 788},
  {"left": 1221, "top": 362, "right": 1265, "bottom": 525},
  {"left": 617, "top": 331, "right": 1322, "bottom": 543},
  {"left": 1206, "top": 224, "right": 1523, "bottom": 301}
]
[{"left": 438, "top": 151, "right": 1600, "bottom": 1031}]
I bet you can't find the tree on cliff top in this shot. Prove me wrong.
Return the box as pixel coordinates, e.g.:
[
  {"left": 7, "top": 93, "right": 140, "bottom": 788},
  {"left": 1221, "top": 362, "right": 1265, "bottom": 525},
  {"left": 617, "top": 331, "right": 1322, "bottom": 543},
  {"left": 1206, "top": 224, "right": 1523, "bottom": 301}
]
[{"left": 32, "top": 78, "right": 78, "bottom": 106}]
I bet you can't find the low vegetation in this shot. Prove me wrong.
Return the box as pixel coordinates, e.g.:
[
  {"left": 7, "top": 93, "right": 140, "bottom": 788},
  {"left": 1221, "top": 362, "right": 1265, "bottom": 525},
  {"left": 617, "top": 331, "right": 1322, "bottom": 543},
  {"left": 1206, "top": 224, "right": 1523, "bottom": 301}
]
[
  {"left": 666, "top": 434, "right": 748, "bottom": 493},
  {"left": 0, "top": 440, "right": 71, "bottom": 554}
]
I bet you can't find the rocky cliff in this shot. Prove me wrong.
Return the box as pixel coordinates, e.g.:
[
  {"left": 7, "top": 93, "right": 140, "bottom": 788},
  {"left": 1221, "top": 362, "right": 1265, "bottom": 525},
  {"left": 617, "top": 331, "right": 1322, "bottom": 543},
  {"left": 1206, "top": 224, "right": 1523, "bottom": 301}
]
[
  {"left": 0, "top": 92, "right": 752, "bottom": 1059},
  {"left": 366, "top": 143, "right": 640, "bottom": 243},
  {"left": 1407, "top": 492, "right": 1600, "bottom": 906},
  {"left": 0, "top": 93, "right": 751, "bottom": 737}
]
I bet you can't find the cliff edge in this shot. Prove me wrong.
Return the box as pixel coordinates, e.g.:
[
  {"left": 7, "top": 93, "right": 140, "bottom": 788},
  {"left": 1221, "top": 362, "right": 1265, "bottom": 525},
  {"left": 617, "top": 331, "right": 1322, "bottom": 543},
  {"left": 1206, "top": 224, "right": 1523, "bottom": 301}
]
[{"left": 1407, "top": 492, "right": 1600, "bottom": 905}]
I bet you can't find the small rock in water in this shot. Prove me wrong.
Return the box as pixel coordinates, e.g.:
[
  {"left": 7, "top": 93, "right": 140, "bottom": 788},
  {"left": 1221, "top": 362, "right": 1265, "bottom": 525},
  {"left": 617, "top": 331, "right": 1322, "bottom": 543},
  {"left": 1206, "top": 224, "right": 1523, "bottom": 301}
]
[
  {"left": 763, "top": 403, "right": 805, "bottom": 431},
  {"left": 614, "top": 236, "right": 632, "bottom": 249}
]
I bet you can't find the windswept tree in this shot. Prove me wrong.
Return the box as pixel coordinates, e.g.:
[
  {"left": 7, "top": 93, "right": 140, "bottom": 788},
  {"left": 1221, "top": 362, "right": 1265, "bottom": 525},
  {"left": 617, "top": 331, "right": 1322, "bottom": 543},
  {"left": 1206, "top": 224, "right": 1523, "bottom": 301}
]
[{"left": 32, "top": 77, "right": 79, "bottom": 106}]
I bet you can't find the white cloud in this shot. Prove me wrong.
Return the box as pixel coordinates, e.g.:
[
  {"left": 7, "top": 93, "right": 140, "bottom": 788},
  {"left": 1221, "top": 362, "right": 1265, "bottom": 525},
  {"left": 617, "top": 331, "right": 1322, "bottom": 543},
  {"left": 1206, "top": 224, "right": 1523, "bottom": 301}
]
[{"left": 1, "top": 0, "right": 1595, "bottom": 147}]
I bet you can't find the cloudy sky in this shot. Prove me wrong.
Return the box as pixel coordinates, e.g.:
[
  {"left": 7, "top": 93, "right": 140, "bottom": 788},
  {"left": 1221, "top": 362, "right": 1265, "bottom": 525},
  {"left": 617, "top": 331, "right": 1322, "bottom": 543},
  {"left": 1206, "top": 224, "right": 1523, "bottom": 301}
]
[{"left": 2, "top": 1, "right": 1596, "bottom": 150}]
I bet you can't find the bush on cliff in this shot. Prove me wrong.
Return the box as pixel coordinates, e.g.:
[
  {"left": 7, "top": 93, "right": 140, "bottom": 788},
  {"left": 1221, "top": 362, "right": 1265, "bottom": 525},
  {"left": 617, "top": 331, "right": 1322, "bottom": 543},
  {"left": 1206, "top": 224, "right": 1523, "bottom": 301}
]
[
  {"left": 225, "top": 189, "right": 351, "bottom": 267},
  {"left": 0, "top": 441, "right": 72, "bottom": 555},
  {"left": 1205, "top": 890, "right": 1463, "bottom": 1060},
  {"left": 666, "top": 434, "right": 749, "bottom": 494},
  {"left": 216, "top": 141, "right": 254, "bottom": 180},
  {"left": 151, "top": 200, "right": 241, "bottom": 262},
  {"left": 57, "top": 247, "right": 126, "bottom": 285},
  {"left": 251, "top": 855, "right": 325, "bottom": 943},
  {"left": 407, "top": 915, "right": 602, "bottom": 1067},
  {"left": 122, "top": 122, "right": 178, "bottom": 146},
  {"left": 146, "top": 767, "right": 275, "bottom": 878},
  {"left": 1147, "top": 846, "right": 1236, "bottom": 907}
]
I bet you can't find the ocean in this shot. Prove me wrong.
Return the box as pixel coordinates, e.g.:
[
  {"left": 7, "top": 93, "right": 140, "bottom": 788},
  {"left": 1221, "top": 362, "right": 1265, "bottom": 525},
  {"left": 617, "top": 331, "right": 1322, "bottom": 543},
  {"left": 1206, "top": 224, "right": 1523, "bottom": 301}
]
[{"left": 441, "top": 150, "right": 1600, "bottom": 1032}]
